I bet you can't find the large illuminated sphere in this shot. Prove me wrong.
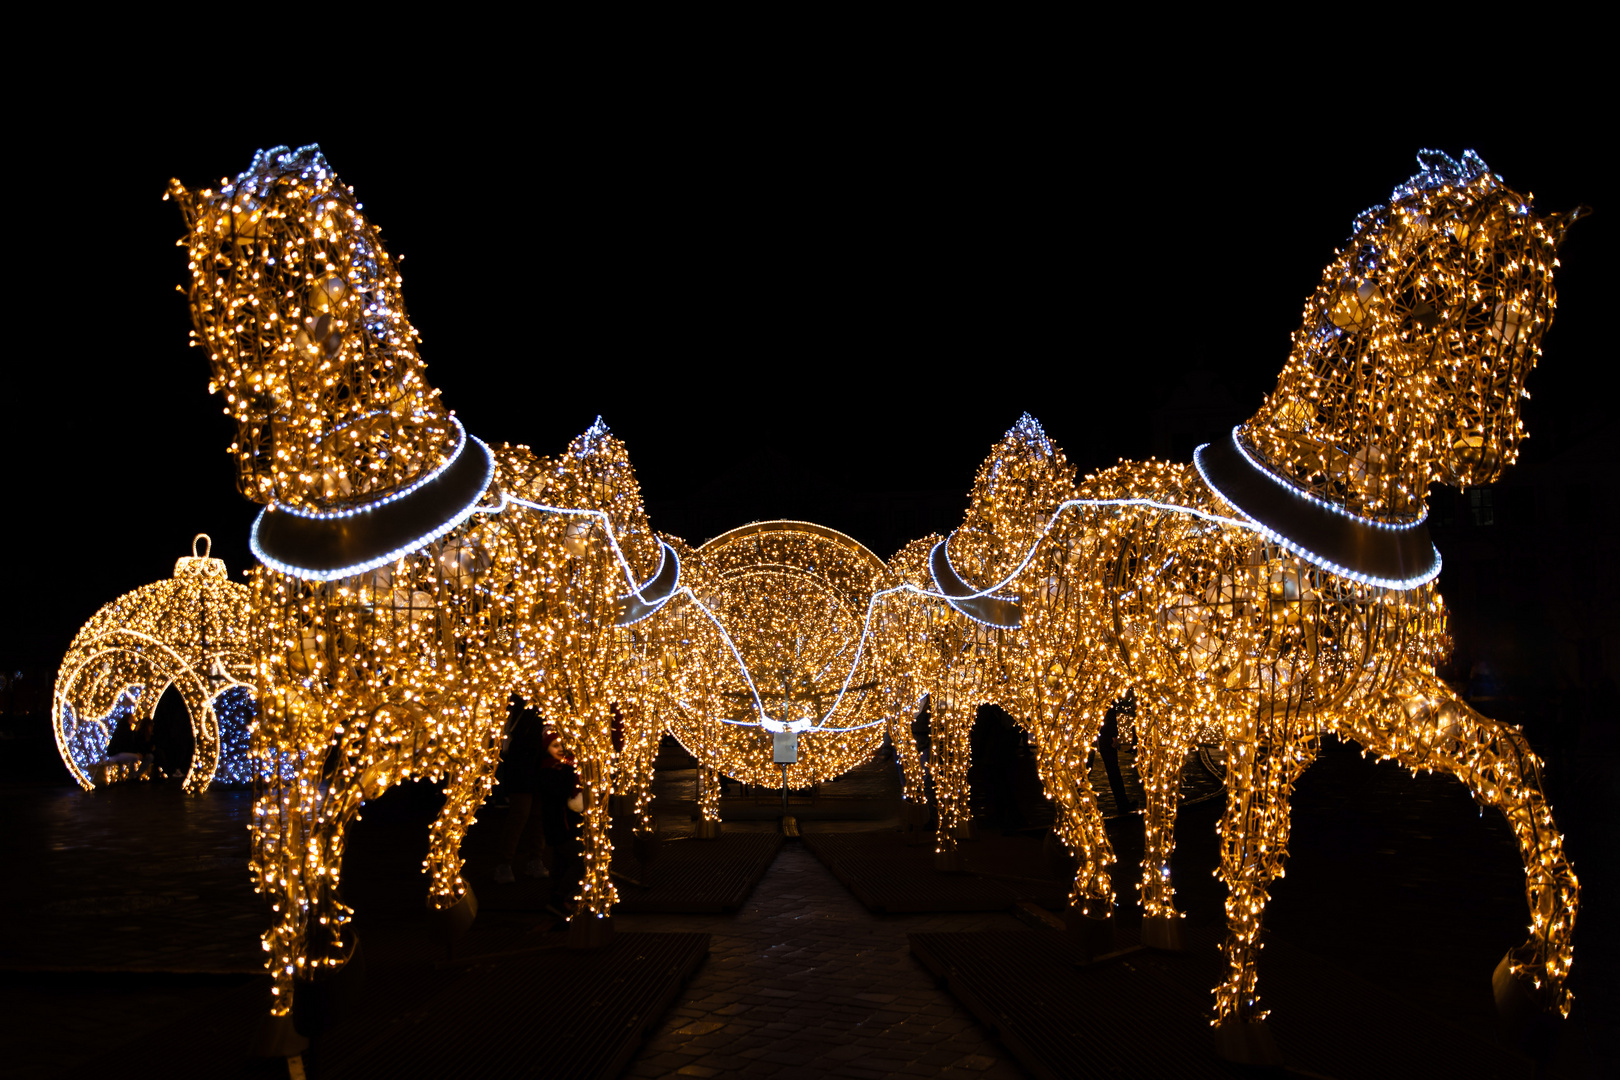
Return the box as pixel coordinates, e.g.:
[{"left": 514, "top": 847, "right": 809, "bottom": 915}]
[
  {"left": 678, "top": 521, "right": 897, "bottom": 787},
  {"left": 53, "top": 536, "right": 257, "bottom": 793}
]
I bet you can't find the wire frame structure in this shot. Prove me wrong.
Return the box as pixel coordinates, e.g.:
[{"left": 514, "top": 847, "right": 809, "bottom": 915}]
[
  {"left": 53, "top": 535, "right": 256, "bottom": 794},
  {"left": 670, "top": 522, "right": 897, "bottom": 791},
  {"left": 170, "top": 147, "right": 673, "bottom": 1025},
  {"left": 879, "top": 151, "right": 1584, "bottom": 1056}
]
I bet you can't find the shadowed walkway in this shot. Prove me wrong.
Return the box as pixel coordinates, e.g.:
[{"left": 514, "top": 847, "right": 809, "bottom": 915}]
[{"left": 617, "top": 840, "right": 1030, "bottom": 1080}]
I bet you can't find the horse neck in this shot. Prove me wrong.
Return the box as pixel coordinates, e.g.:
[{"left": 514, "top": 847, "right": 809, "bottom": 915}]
[
  {"left": 952, "top": 438, "right": 1075, "bottom": 586},
  {"left": 1240, "top": 359, "right": 1435, "bottom": 524},
  {"left": 269, "top": 378, "right": 456, "bottom": 509}
]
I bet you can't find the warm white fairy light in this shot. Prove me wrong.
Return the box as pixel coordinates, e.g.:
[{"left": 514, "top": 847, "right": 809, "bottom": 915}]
[{"left": 171, "top": 149, "right": 674, "bottom": 1017}]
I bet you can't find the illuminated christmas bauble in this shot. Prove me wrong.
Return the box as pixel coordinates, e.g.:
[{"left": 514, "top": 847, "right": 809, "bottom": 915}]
[{"left": 53, "top": 535, "right": 257, "bottom": 792}]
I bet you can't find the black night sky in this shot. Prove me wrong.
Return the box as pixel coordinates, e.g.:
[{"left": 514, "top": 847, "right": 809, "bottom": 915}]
[{"left": 2, "top": 93, "right": 1611, "bottom": 694}]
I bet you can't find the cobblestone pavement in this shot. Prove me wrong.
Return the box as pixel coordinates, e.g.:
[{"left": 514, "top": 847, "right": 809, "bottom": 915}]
[{"left": 616, "top": 841, "right": 1030, "bottom": 1080}]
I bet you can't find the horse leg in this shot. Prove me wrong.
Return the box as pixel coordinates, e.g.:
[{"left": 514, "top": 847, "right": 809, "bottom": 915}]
[
  {"left": 251, "top": 767, "right": 308, "bottom": 1023},
  {"left": 1336, "top": 671, "right": 1577, "bottom": 1021},
  {"left": 247, "top": 772, "right": 312, "bottom": 1057},
  {"left": 1138, "top": 697, "right": 1192, "bottom": 950},
  {"left": 627, "top": 721, "right": 659, "bottom": 835},
  {"left": 570, "top": 741, "right": 619, "bottom": 945},
  {"left": 1211, "top": 709, "right": 1316, "bottom": 1064},
  {"left": 423, "top": 693, "right": 502, "bottom": 948},
  {"left": 929, "top": 682, "right": 974, "bottom": 871},
  {"left": 249, "top": 696, "right": 370, "bottom": 1049},
  {"left": 695, "top": 761, "right": 723, "bottom": 838},
  {"left": 623, "top": 721, "right": 663, "bottom": 876},
  {"left": 1031, "top": 704, "right": 1117, "bottom": 958},
  {"left": 890, "top": 704, "right": 929, "bottom": 832},
  {"left": 1033, "top": 705, "right": 1115, "bottom": 920}
]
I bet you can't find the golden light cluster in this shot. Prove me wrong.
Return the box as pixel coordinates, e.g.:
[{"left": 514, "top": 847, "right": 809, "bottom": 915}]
[
  {"left": 861, "top": 151, "right": 1582, "bottom": 1046},
  {"left": 168, "top": 148, "right": 920, "bottom": 1024},
  {"left": 166, "top": 146, "right": 1581, "bottom": 1041},
  {"left": 53, "top": 535, "right": 256, "bottom": 794},
  {"left": 673, "top": 522, "right": 897, "bottom": 789},
  {"left": 171, "top": 148, "right": 673, "bottom": 1017}
]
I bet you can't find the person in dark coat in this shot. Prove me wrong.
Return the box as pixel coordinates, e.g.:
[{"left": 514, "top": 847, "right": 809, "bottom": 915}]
[
  {"left": 1097, "top": 692, "right": 1137, "bottom": 814},
  {"left": 537, "top": 730, "right": 585, "bottom": 920},
  {"left": 493, "top": 695, "right": 550, "bottom": 884},
  {"left": 104, "top": 705, "right": 159, "bottom": 778}
]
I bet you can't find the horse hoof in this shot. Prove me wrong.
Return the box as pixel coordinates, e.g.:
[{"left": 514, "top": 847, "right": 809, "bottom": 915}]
[
  {"left": 1063, "top": 909, "right": 1115, "bottom": 961},
  {"left": 632, "top": 830, "right": 661, "bottom": 869},
  {"left": 1493, "top": 949, "right": 1551, "bottom": 1028},
  {"left": 432, "top": 885, "right": 479, "bottom": 950},
  {"left": 249, "top": 1011, "right": 309, "bottom": 1058},
  {"left": 1213, "top": 1019, "right": 1282, "bottom": 1065},
  {"left": 293, "top": 934, "right": 366, "bottom": 1039},
  {"left": 1141, "top": 914, "right": 1187, "bottom": 951},
  {"left": 568, "top": 913, "right": 615, "bottom": 949}
]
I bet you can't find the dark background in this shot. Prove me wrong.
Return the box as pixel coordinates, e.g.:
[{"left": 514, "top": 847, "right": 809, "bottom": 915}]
[{"left": 2, "top": 90, "right": 1611, "bottom": 736}]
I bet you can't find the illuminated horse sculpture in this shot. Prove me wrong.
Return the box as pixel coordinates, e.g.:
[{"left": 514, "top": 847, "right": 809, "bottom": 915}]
[
  {"left": 919, "top": 151, "right": 1584, "bottom": 1061},
  {"left": 169, "top": 147, "right": 681, "bottom": 1040}
]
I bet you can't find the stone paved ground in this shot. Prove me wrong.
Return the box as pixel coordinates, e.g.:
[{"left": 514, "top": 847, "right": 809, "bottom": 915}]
[
  {"left": 616, "top": 841, "right": 1030, "bottom": 1080},
  {"left": 2, "top": 732, "right": 1614, "bottom": 1078}
]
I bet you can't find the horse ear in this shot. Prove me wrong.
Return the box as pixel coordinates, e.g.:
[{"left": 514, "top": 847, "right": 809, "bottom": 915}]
[
  {"left": 1548, "top": 205, "right": 1593, "bottom": 249},
  {"left": 165, "top": 179, "right": 199, "bottom": 228}
]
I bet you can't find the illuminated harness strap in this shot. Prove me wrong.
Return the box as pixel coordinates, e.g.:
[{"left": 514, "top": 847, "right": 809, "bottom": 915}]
[
  {"left": 1194, "top": 429, "right": 1440, "bottom": 589},
  {"left": 250, "top": 418, "right": 495, "bottom": 581},
  {"left": 929, "top": 539, "right": 1023, "bottom": 629}
]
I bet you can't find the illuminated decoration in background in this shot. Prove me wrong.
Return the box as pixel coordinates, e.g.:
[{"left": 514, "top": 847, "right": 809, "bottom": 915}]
[
  {"left": 879, "top": 151, "right": 1583, "bottom": 1052},
  {"left": 671, "top": 522, "right": 898, "bottom": 790},
  {"left": 212, "top": 684, "right": 259, "bottom": 785},
  {"left": 53, "top": 535, "right": 257, "bottom": 793},
  {"left": 170, "top": 148, "right": 672, "bottom": 1021}
]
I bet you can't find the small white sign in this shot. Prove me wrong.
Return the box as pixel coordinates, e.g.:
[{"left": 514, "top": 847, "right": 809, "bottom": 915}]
[{"left": 772, "top": 730, "right": 799, "bottom": 764}]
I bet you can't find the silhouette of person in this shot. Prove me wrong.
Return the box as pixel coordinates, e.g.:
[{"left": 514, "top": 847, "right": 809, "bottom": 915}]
[{"left": 1097, "top": 693, "right": 1136, "bottom": 814}]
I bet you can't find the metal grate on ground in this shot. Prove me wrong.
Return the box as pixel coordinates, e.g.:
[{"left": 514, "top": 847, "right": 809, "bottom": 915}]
[
  {"left": 803, "top": 831, "right": 1026, "bottom": 913},
  {"left": 911, "top": 925, "right": 1535, "bottom": 1080},
  {"left": 910, "top": 929, "right": 1222, "bottom": 1080},
  {"left": 612, "top": 830, "right": 783, "bottom": 913}
]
